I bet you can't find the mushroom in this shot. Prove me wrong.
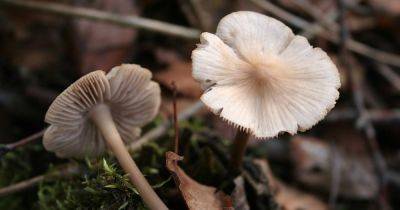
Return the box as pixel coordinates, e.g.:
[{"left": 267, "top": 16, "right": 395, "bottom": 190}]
[
  {"left": 191, "top": 11, "right": 341, "bottom": 171},
  {"left": 43, "top": 64, "right": 168, "bottom": 210}
]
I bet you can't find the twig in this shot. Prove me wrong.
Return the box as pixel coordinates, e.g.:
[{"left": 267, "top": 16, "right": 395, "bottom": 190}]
[
  {"left": 348, "top": 56, "right": 387, "bottom": 175},
  {"left": 328, "top": 142, "right": 341, "bottom": 210},
  {"left": 300, "top": 9, "right": 337, "bottom": 39},
  {"left": 375, "top": 64, "right": 400, "bottom": 92},
  {"left": 0, "top": 128, "right": 47, "bottom": 158},
  {"left": 3, "top": 0, "right": 398, "bottom": 66},
  {"left": 293, "top": 0, "right": 338, "bottom": 38},
  {"left": 0, "top": 0, "right": 200, "bottom": 39},
  {"left": 326, "top": 109, "right": 400, "bottom": 122},
  {"left": 171, "top": 82, "right": 179, "bottom": 154},
  {"left": 177, "top": 0, "right": 202, "bottom": 30},
  {"left": 327, "top": 3, "right": 347, "bottom": 208},
  {"left": 128, "top": 101, "right": 204, "bottom": 152},
  {"left": 335, "top": 1, "right": 389, "bottom": 208},
  {"left": 248, "top": 0, "right": 400, "bottom": 67},
  {"left": 189, "top": 0, "right": 214, "bottom": 31},
  {"left": 0, "top": 163, "right": 80, "bottom": 197}
]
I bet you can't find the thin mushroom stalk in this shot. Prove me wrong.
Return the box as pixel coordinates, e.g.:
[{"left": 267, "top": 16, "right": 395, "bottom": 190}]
[
  {"left": 90, "top": 104, "right": 168, "bottom": 210},
  {"left": 43, "top": 64, "right": 168, "bottom": 210},
  {"left": 230, "top": 129, "right": 250, "bottom": 173}
]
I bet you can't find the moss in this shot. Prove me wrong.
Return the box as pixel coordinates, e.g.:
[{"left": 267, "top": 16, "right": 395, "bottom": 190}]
[
  {"left": 0, "top": 144, "right": 58, "bottom": 210},
  {"left": 38, "top": 158, "right": 151, "bottom": 210},
  {"left": 2, "top": 118, "right": 231, "bottom": 209}
]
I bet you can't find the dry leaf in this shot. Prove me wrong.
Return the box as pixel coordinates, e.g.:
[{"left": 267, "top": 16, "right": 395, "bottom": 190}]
[
  {"left": 165, "top": 151, "right": 231, "bottom": 210},
  {"left": 73, "top": 0, "right": 138, "bottom": 74},
  {"left": 370, "top": 0, "right": 400, "bottom": 16},
  {"left": 275, "top": 184, "right": 328, "bottom": 210},
  {"left": 1, "top": 0, "right": 65, "bottom": 72},
  {"left": 154, "top": 49, "right": 202, "bottom": 98},
  {"left": 253, "top": 159, "right": 328, "bottom": 210},
  {"left": 231, "top": 176, "right": 250, "bottom": 210}
]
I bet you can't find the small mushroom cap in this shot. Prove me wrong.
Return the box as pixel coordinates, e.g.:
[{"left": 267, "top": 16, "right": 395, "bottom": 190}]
[
  {"left": 192, "top": 11, "right": 340, "bottom": 138},
  {"left": 44, "top": 64, "right": 161, "bottom": 157}
]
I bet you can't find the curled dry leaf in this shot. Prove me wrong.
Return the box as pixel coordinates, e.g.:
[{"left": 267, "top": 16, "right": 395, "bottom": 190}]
[
  {"left": 253, "top": 159, "right": 328, "bottom": 210},
  {"left": 165, "top": 151, "right": 231, "bottom": 210}
]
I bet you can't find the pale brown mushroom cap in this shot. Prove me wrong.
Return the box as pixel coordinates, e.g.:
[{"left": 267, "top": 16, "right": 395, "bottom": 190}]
[
  {"left": 192, "top": 11, "right": 341, "bottom": 138},
  {"left": 43, "top": 64, "right": 161, "bottom": 157}
]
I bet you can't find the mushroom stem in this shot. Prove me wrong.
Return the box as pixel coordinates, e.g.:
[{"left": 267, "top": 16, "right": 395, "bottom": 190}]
[
  {"left": 230, "top": 129, "right": 250, "bottom": 173},
  {"left": 90, "top": 104, "right": 168, "bottom": 210}
]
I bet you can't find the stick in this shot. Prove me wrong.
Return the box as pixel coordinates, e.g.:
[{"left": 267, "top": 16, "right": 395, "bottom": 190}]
[
  {"left": 171, "top": 82, "right": 179, "bottom": 154},
  {"left": 328, "top": 142, "right": 341, "bottom": 210},
  {"left": 375, "top": 64, "right": 400, "bottom": 92},
  {"left": 327, "top": 109, "right": 400, "bottom": 122},
  {"left": 249, "top": 0, "right": 400, "bottom": 67},
  {"left": 0, "top": 128, "right": 47, "bottom": 158},
  {"left": 0, "top": 163, "right": 80, "bottom": 197},
  {"left": 335, "top": 1, "right": 389, "bottom": 207},
  {"left": 3, "top": 0, "right": 399, "bottom": 67},
  {"left": 128, "top": 101, "right": 204, "bottom": 152},
  {"left": 5, "top": 128, "right": 46, "bottom": 150},
  {"left": 0, "top": 0, "right": 200, "bottom": 39}
]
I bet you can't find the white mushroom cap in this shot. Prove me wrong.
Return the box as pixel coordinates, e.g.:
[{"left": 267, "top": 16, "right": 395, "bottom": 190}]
[
  {"left": 44, "top": 64, "right": 161, "bottom": 157},
  {"left": 192, "top": 11, "right": 340, "bottom": 138}
]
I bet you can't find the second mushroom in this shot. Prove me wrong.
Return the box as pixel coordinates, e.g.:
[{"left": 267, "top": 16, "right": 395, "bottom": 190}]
[
  {"left": 43, "top": 64, "right": 168, "bottom": 210},
  {"left": 192, "top": 11, "right": 341, "bottom": 172}
]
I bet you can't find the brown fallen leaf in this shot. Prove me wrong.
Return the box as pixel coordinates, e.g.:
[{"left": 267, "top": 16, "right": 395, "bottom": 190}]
[
  {"left": 165, "top": 151, "right": 231, "bottom": 210},
  {"left": 275, "top": 184, "right": 328, "bottom": 210},
  {"left": 154, "top": 49, "right": 202, "bottom": 98},
  {"left": 370, "top": 0, "right": 400, "bottom": 16},
  {"left": 231, "top": 176, "right": 250, "bottom": 210},
  {"left": 1, "top": 0, "right": 65, "bottom": 72},
  {"left": 73, "top": 0, "right": 138, "bottom": 74},
  {"left": 253, "top": 159, "right": 328, "bottom": 210}
]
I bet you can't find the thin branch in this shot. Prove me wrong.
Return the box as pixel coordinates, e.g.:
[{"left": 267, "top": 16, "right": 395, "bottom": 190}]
[
  {"left": 5, "top": 128, "right": 46, "bottom": 149},
  {"left": 249, "top": 0, "right": 400, "bottom": 67},
  {"left": 375, "top": 64, "right": 400, "bottom": 92},
  {"left": 300, "top": 9, "right": 337, "bottom": 39},
  {"left": 328, "top": 142, "right": 341, "bottom": 210},
  {"left": 335, "top": 1, "right": 389, "bottom": 207},
  {"left": 0, "top": 175, "right": 45, "bottom": 197},
  {"left": 0, "top": 164, "right": 80, "bottom": 197},
  {"left": 327, "top": 109, "right": 400, "bottom": 122},
  {"left": 346, "top": 55, "right": 387, "bottom": 192},
  {"left": 0, "top": 0, "right": 200, "bottom": 39},
  {"left": 171, "top": 82, "right": 179, "bottom": 154},
  {"left": 3, "top": 0, "right": 399, "bottom": 66},
  {"left": 128, "top": 101, "right": 204, "bottom": 152},
  {"left": 0, "top": 128, "right": 47, "bottom": 158}
]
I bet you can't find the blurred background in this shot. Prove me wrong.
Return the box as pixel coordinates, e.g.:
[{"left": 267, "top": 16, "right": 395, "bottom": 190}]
[{"left": 0, "top": 0, "right": 399, "bottom": 209}]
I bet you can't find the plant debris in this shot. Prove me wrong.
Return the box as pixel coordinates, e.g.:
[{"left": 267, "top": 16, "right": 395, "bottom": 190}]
[{"left": 165, "top": 151, "right": 230, "bottom": 210}]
